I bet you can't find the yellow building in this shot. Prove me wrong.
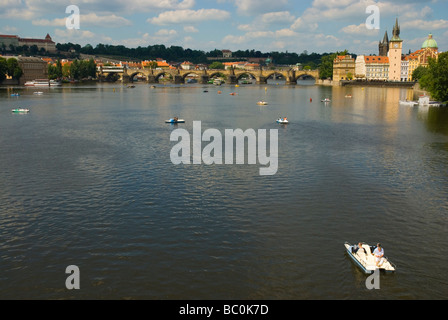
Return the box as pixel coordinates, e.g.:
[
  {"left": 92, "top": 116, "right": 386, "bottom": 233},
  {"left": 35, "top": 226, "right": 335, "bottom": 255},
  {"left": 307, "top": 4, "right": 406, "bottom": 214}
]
[
  {"left": 407, "top": 34, "right": 439, "bottom": 81},
  {"left": 333, "top": 55, "right": 355, "bottom": 81}
]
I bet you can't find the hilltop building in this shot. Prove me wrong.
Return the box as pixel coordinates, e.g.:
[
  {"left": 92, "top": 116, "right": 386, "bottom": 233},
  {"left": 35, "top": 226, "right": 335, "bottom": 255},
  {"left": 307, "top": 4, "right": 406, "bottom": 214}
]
[{"left": 0, "top": 33, "right": 56, "bottom": 53}]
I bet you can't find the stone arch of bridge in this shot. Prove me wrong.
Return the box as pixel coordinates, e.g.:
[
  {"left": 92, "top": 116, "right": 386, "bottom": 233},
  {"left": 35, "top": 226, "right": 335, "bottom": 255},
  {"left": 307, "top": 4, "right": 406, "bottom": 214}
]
[
  {"left": 181, "top": 71, "right": 202, "bottom": 81},
  {"left": 293, "top": 72, "right": 318, "bottom": 82},
  {"left": 154, "top": 71, "right": 174, "bottom": 81},
  {"left": 234, "top": 72, "right": 258, "bottom": 81},
  {"left": 128, "top": 71, "right": 148, "bottom": 82}
]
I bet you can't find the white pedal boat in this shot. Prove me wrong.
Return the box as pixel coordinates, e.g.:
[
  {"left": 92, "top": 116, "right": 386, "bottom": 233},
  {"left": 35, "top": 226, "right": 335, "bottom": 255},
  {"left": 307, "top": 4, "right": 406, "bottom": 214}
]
[
  {"left": 11, "top": 108, "right": 30, "bottom": 113},
  {"left": 165, "top": 118, "right": 185, "bottom": 124},
  {"left": 344, "top": 242, "right": 396, "bottom": 274},
  {"left": 276, "top": 118, "right": 289, "bottom": 124},
  {"left": 399, "top": 100, "right": 418, "bottom": 107}
]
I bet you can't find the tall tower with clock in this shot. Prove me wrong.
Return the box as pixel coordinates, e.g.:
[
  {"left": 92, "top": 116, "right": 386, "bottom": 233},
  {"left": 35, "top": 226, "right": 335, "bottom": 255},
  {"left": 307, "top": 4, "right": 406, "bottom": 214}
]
[{"left": 388, "top": 18, "right": 402, "bottom": 81}]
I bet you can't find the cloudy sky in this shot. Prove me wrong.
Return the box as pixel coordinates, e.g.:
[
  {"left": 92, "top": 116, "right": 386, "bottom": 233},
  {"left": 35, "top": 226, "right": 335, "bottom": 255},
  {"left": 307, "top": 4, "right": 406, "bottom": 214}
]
[{"left": 1, "top": 0, "right": 447, "bottom": 55}]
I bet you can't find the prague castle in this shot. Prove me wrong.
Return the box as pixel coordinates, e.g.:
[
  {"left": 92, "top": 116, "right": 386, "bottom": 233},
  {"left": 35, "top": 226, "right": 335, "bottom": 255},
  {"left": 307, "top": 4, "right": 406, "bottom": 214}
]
[{"left": 0, "top": 33, "right": 56, "bottom": 53}]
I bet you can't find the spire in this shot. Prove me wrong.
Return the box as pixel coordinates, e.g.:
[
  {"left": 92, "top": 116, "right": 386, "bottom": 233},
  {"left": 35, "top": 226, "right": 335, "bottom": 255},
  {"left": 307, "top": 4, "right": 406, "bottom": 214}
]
[
  {"left": 392, "top": 18, "right": 400, "bottom": 39},
  {"left": 382, "top": 31, "right": 389, "bottom": 44}
]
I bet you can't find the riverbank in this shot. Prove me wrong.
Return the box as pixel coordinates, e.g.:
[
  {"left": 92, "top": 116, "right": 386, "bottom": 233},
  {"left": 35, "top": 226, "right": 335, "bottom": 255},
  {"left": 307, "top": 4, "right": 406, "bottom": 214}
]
[{"left": 316, "top": 79, "right": 417, "bottom": 88}]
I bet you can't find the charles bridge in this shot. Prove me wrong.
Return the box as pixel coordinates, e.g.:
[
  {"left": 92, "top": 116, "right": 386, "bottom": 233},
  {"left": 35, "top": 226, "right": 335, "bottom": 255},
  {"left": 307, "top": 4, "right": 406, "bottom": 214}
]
[{"left": 97, "top": 65, "right": 319, "bottom": 85}]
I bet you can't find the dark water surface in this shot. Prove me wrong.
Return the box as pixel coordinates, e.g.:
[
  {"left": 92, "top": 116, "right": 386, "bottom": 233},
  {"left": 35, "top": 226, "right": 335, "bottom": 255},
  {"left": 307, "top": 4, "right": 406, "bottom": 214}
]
[{"left": 1, "top": 82, "right": 447, "bottom": 299}]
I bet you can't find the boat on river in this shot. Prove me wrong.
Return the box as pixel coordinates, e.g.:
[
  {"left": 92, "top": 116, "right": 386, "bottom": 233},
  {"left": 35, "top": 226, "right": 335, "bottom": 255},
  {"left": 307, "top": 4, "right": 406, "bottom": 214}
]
[
  {"left": 344, "top": 242, "right": 396, "bottom": 274},
  {"left": 399, "top": 100, "right": 417, "bottom": 107},
  {"left": 11, "top": 108, "right": 30, "bottom": 113},
  {"left": 257, "top": 101, "right": 268, "bottom": 105},
  {"left": 165, "top": 118, "right": 185, "bottom": 124},
  {"left": 321, "top": 98, "right": 331, "bottom": 102},
  {"left": 276, "top": 118, "right": 289, "bottom": 124}
]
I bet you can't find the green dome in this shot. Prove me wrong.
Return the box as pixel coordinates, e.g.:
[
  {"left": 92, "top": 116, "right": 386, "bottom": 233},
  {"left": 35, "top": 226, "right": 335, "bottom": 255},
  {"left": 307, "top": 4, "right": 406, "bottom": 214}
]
[{"left": 422, "top": 34, "right": 438, "bottom": 49}]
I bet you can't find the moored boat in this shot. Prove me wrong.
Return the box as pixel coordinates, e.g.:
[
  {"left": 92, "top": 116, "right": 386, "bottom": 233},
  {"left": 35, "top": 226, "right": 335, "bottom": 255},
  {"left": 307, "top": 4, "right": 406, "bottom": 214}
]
[
  {"left": 50, "top": 80, "right": 62, "bottom": 86},
  {"left": 25, "top": 79, "right": 50, "bottom": 87},
  {"left": 399, "top": 100, "right": 417, "bottom": 107},
  {"left": 321, "top": 98, "right": 331, "bottom": 102}
]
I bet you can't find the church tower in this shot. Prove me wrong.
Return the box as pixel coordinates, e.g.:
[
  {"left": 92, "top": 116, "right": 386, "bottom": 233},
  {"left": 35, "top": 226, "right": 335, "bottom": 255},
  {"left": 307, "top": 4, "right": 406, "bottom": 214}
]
[
  {"left": 388, "top": 18, "right": 402, "bottom": 81},
  {"left": 379, "top": 31, "right": 389, "bottom": 57}
]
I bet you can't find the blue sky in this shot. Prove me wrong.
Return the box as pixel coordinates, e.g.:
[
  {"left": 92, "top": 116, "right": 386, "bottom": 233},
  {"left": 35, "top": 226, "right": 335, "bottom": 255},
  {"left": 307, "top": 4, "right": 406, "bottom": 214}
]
[{"left": 1, "top": 0, "right": 447, "bottom": 55}]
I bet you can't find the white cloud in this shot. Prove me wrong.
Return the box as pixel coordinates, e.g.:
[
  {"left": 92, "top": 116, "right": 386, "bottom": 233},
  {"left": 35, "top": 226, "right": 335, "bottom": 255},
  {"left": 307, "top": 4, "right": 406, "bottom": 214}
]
[
  {"left": 340, "top": 23, "right": 379, "bottom": 36},
  {"left": 401, "top": 19, "right": 448, "bottom": 30},
  {"left": 261, "top": 11, "right": 295, "bottom": 24},
  {"left": 184, "top": 26, "right": 199, "bottom": 33},
  {"left": 154, "top": 29, "right": 178, "bottom": 36},
  {"left": 148, "top": 9, "right": 231, "bottom": 25},
  {"left": 234, "top": 0, "right": 289, "bottom": 15},
  {"left": 32, "top": 13, "right": 132, "bottom": 28}
]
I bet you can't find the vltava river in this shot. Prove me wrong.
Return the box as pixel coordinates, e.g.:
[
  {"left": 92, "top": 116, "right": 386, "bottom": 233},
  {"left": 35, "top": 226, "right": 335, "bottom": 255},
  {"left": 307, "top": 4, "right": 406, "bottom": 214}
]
[{"left": 1, "top": 81, "right": 447, "bottom": 299}]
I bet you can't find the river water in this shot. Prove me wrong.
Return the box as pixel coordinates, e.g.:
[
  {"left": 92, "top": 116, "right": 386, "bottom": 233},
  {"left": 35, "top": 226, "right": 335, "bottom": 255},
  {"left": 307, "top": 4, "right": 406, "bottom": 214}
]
[{"left": 0, "top": 81, "right": 447, "bottom": 300}]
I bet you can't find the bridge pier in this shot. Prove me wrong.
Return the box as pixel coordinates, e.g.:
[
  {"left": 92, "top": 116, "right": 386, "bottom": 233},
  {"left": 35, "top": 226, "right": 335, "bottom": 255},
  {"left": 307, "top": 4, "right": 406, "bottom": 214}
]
[
  {"left": 121, "top": 74, "right": 130, "bottom": 84},
  {"left": 285, "top": 77, "right": 296, "bottom": 85},
  {"left": 226, "top": 75, "right": 238, "bottom": 85},
  {"left": 199, "top": 75, "right": 209, "bottom": 84},
  {"left": 256, "top": 76, "right": 267, "bottom": 85},
  {"left": 147, "top": 75, "right": 158, "bottom": 83},
  {"left": 173, "top": 75, "right": 183, "bottom": 84}
]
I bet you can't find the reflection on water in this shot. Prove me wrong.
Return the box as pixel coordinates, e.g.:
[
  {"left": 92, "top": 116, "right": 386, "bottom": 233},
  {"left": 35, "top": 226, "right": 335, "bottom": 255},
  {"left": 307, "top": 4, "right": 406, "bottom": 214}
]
[{"left": 0, "top": 83, "right": 447, "bottom": 299}]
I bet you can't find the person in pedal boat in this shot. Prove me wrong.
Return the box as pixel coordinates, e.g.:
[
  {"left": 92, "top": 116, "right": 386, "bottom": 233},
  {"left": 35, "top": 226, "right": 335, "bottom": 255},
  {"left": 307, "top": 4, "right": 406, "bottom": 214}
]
[
  {"left": 353, "top": 242, "right": 367, "bottom": 255},
  {"left": 372, "top": 243, "right": 384, "bottom": 267}
]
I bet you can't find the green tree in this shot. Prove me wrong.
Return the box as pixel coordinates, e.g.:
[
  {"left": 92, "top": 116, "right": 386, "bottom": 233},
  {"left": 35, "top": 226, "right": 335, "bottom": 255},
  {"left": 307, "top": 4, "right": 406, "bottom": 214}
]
[
  {"left": 6, "top": 58, "right": 22, "bottom": 79},
  {"left": 86, "top": 58, "right": 96, "bottom": 78},
  {"left": 412, "top": 65, "right": 429, "bottom": 81},
  {"left": 0, "top": 57, "right": 7, "bottom": 83},
  {"left": 419, "top": 52, "right": 448, "bottom": 102},
  {"left": 318, "top": 50, "right": 348, "bottom": 80},
  {"left": 70, "top": 59, "right": 80, "bottom": 79},
  {"left": 144, "top": 61, "right": 158, "bottom": 69},
  {"left": 209, "top": 61, "right": 225, "bottom": 69},
  {"left": 56, "top": 60, "right": 63, "bottom": 78}
]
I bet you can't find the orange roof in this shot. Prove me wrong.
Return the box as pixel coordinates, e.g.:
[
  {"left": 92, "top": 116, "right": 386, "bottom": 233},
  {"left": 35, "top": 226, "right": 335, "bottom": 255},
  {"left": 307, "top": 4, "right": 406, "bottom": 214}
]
[{"left": 157, "top": 61, "right": 170, "bottom": 67}]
